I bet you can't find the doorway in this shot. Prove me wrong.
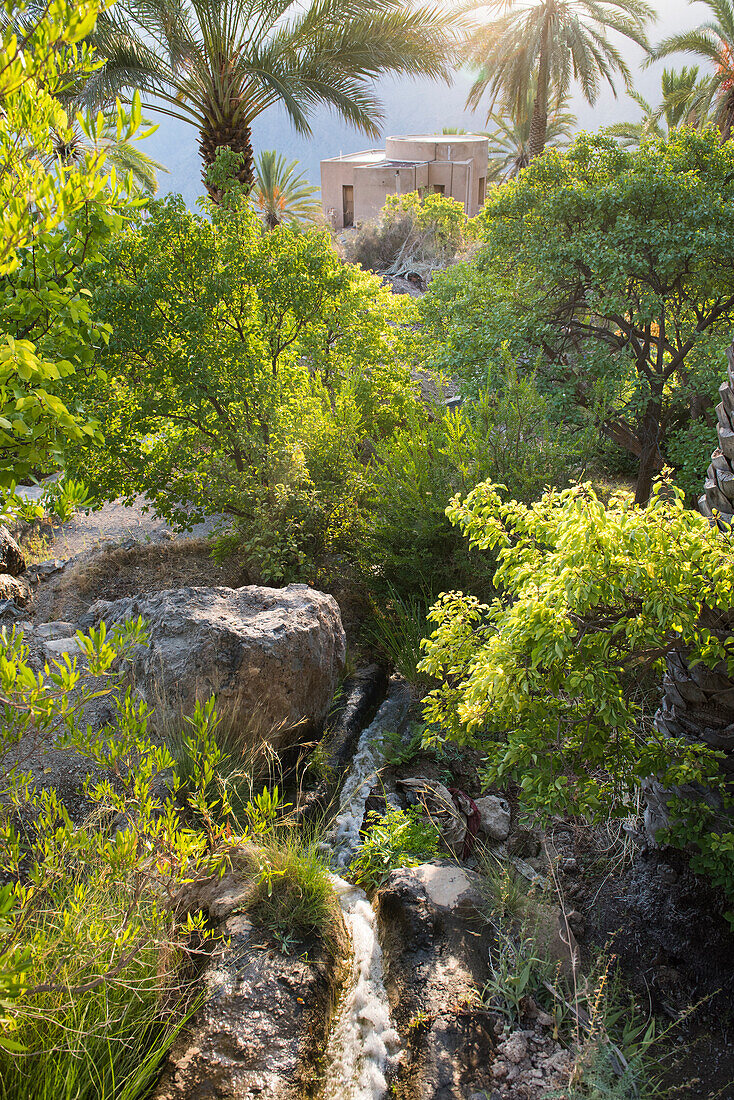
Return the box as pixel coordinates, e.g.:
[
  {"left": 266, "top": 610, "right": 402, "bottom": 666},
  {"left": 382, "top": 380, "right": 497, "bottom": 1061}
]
[{"left": 342, "top": 185, "right": 354, "bottom": 227}]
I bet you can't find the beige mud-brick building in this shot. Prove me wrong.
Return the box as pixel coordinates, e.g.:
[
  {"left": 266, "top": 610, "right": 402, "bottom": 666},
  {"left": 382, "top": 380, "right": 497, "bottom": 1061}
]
[{"left": 321, "top": 134, "right": 489, "bottom": 229}]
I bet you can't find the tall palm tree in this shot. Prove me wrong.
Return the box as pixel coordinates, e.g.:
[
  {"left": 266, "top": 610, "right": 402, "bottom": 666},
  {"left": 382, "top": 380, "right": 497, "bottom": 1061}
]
[
  {"left": 652, "top": 0, "right": 734, "bottom": 142},
  {"left": 252, "top": 150, "right": 321, "bottom": 228},
  {"left": 463, "top": 0, "right": 654, "bottom": 162},
  {"left": 605, "top": 66, "right": 711, "bottom": 148},
  {"left": 485, "top": 79, "right": 576, "bottom": 178},
  {"left": 84, "top": 0, "right": 456, "bottom": 197}
]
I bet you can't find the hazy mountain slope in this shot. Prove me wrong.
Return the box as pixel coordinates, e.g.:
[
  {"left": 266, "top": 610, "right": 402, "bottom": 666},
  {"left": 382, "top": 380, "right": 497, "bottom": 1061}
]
[{"left": 137, "top": 0, "right": 709, "bottom": 204}]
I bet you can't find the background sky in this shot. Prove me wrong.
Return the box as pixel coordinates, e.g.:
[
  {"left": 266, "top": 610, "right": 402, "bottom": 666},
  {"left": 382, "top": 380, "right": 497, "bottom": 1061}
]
[{"left": 138, "top": 0, "right": 712, "bottom": 205}]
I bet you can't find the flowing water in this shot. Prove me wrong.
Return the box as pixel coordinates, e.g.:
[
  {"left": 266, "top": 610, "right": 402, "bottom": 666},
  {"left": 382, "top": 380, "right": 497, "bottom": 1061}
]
[
  {"left": 321, "top": 874, "right": 401, "bottom": 1100},
  {"left": 319, "top": 681, "right": 411, "bottom": 1098}
]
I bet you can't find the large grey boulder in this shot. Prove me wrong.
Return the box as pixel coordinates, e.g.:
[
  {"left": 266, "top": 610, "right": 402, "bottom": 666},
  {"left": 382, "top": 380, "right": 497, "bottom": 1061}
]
[{"left": 79, "top": 583, "right": 345, "bottom": 749}]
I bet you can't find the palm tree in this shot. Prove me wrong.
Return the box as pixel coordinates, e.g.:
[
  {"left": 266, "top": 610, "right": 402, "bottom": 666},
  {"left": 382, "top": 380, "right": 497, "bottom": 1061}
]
[
  {"left": 252, "top": 150, "right": 321, "bottom": 228},
  {"left": 652, "top": 0, "right": 734, "bottom": 142},
  {"left": 83, "top": 0, "right": 456, "bottom": 197},
  {"left": 485, "top": 80, "right": 576, "bottom": 178},
  {"left": 605, "top": 66, "right": 711, "bottom": 148},
  {"left": 52, "top": 115, "right": 165, "bottom": 193},
  {"left": 463, "top": 0, "right": 654, "bottom": 162}
]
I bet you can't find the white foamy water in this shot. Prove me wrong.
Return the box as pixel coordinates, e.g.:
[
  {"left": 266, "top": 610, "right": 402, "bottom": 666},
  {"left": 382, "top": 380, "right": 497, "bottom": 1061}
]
[
  {"left": 330, "top": 682, "right": 411, "bottom": 869},
  {"left": 321, "top": 874, "right": 401, "bottom": 1100},
  {"left": 319, "top": 681, "right": 411, "bottom": 1099}
]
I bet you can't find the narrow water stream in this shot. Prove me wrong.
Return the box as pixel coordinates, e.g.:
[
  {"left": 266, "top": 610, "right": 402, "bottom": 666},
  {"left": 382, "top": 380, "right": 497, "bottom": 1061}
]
[
  {"left": 318, "top": 681, "right": 411, "bottom": 1099},
  {"left": 321, "top": 875, "right": 400, "bottom": 1099}
]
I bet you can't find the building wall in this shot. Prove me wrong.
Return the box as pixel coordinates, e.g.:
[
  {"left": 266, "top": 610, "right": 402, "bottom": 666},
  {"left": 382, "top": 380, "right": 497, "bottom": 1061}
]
[{"left": 320, "top": 135, "right": 489, "bottom": 227}]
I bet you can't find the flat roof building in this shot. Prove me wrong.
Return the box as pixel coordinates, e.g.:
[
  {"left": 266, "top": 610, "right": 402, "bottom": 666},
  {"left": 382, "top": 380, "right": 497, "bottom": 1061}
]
[{"left": 321, "top": 135, "right": 489, "bottom": 230}]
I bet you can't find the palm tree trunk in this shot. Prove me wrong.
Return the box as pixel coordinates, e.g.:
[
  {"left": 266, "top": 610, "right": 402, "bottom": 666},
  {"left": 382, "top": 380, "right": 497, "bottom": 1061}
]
[
  {"left": 646, "top": 342, "right": 734, "bottom": 846},
  {"left": 199, "top": 118, "right": 254, "bottom": 201},
  {"left": 720, "top": 87, "right": 734, "bottom": 144},
  {"left": 527, "top": 25, "right": 550, "bottom": 160}
]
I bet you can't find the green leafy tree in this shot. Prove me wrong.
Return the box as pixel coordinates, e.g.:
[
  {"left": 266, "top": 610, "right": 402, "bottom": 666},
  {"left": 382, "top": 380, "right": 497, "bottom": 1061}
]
[
  {"left": 462, "top": 0, "right": 653, "bottom": 161},
  {"left": 605, "top": 66, "right": 711, "bottom": 148},
  {"left": 252, "top": 150, "right": 321, "bottom": 229},
  {"left": 69, "top": 195, "right": 416, "bottom": 581},
  {"left": 0, "top": 0, "right": 140, "bottom": 490},
  {"left": 84, "top": 0, "right": 456, "bottom": 195},
  {"left": 361, "top": 366, "right": 585, "bottom": 599},
  {"left": 652, "top": 0, "right": 734, "bottom": 142},
  {"left": 422, "top": 130, "right": 734, "bottom": 504},
  {"left": 420, "top": 478, "right": 734, "bottom": 911}
]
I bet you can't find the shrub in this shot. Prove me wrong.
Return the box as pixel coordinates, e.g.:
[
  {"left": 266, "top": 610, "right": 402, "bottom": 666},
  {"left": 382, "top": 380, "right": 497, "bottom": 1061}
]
[
  {"left": 70, "top": 195, "right": 417, "bottom": 583},
  {"left": 420, "top": 129, "right": 734, "bottom": 503},
  {"left": 420, "top": 477, "right": 734, "bottom": 911},
  {"left": 0, "top": 620, "right": 296, "bottom": 1068},
  {"left": 349, "top": 806, "right": 440, "bottom": 890},
  {"left": 0, "top": 0, "right": 144, "bottom": 493},
  {"left": 360, "top": 366, "right": 586, "bottom": 599},
  {"left": 344, "top": 190, "right": 469, "bottom": 276}
]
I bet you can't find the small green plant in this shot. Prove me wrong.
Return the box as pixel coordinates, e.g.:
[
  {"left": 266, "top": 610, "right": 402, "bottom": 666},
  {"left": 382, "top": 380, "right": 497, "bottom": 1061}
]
[
  {"left": 367, "top": 591, "right": 434, "bottom": 689},
  {"left": 483, "top": 930, "right": 554, "bottom": 1024},
  {"left": 349, "top": 806, "right": 440, "bottom": 891},
  {"left": 41, "top": 476, "right": 93, "bottom": 523}
]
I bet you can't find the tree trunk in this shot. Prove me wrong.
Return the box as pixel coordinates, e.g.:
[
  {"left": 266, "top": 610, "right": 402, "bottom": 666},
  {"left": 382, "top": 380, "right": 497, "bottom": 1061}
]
[
  {"left": 634, "top": 399, "right": 664, "bottom": 505},
  {"left": 199, "top": 118, "right": 254, "bottom": 203},
  {"left": 720, "top": 86, "right": 734, "bottom": 144},
  {"left": 527, "top": 27, "right": 550, "bottom": 160}
]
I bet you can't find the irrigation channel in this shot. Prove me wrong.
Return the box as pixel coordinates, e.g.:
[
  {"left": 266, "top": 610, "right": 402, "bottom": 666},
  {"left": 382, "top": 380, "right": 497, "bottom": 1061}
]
[{"left": 319, "top": 680, "right": 411, "bottom": 1100}]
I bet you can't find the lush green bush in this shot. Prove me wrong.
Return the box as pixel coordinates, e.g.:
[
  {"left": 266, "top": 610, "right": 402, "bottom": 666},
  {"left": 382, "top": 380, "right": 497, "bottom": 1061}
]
[
  {"left": 360, "top": 367, "right": 587, "bottom": 600},
  {"left": 420, "top": 129, "right": 734, "bottom": 503},
  {"left": 344, "top": 190, "right": 471, "bottom": 276},
  {"left": 420, "top": 477, "right": 734, "bottom": 911},
  {"left": 349, "top": 806, "right": 440, "bottom": 891},
  {"left": 70, "top": 195, "right": 417, "bottom": 582}
]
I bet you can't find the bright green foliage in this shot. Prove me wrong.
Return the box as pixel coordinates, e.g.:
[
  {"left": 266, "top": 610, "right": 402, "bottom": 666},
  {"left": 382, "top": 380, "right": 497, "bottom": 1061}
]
[
  {"left": 422, "top": 130, "right": 734, "bottom": 504},
  {"left": 70, "top": 196, "right": 416, "bottom": 581},
  {"left": 420, "top": 479, "right": 733, "bottom": 897},
  {"left": 0, "top": 618, "right": 298, "bottom": 1068},
  {"left": 0, "top": 0, "right": 141, "bottom": 489},
  {"left": 349, "top": 806, "right": 440, "bottom": 891},
  {"left": 361, "top": 368, "right": 585, "bottom": 598}
]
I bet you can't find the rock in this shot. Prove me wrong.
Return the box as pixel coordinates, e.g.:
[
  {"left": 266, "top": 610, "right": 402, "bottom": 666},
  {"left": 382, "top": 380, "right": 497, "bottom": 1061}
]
[
  {"left": 79, "top": 584, "right": 346, "bottom": 750},
  {"left": 498, "top": 1031, "right": 527, "bottom": 1064},
  {"left": 153, "top": 913, "right": 344, "bottom": 1100},
  {"left": 0, "top": 573, "right": 28, "bottom": 606},
  {"left": 375, "top": 863, "right": 496, "bottom": 1099},
  {"left": 25, "top": 558, "right": 66, "bottom": 583},
  {"left": 43, "top": 636, "right": 84, "bottom": 663},
  {"left": 0, "top": 526, "right": 25, "bottom": 576},
  {"left": 475, "top": 795, "right": 511, "bottom": 842},
  {"left": 36, "top": 621, "right": 77, "bottom": 641}
]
